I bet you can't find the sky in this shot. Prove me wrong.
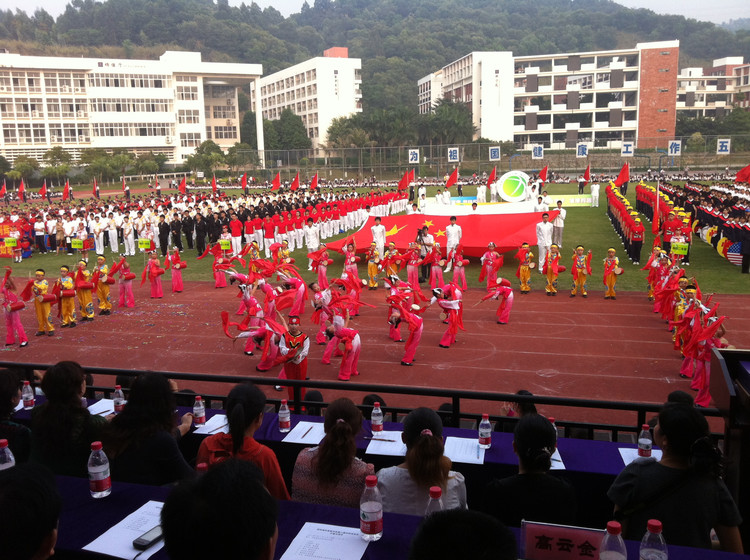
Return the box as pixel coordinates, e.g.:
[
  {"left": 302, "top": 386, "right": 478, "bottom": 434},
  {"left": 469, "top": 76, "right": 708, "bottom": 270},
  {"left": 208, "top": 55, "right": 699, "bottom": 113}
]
[{"left": 3, "top": 0, "right": 750, "bottom": 24}]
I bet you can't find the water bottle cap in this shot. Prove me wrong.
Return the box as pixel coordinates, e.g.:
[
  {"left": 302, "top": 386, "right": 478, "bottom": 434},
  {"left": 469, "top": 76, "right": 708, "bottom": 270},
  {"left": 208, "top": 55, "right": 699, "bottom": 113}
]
[
  {"left": 548, "top": 417, "right": 555, "bottom": 424},
  {"left": 196, "top": 463, "right": 208, "bottom": 473},
  {"left": 281, "top": 399, "right": 288, "bottom": 405},
  {"left": 647, "top": 519, "right": 662, "bottom": 533},
  {"left": 606, "top": 521, "right": 622, "bottom": 535},
  {"left": 365, "top": 475, "right": 378, "bottom": 487},
  {"left": 195, "top": 396, "right": 202, "bottom": 401},
  {"left": 429, "top": 486, "right": 442, "bottom": 499},
  {"left": 115, "top": 385, "right": 121, "bottom": 390},
  {"left": 481, "top": 413, "right": 489, "bottom": 419},
  {"left": 0, "top": 439, "right": 7, "bottom": 448},
  {"left": 23, "top": 380, "right": 30, "bottom": 385},
  {"left": 374, "top": 402, "right": 380, "bottom": 408},
  {"left": 642, "top": 424, "right": 650, "bottom": 430},
  {"left": 91, "top": 441, "right": 103, "bottom": 451}
]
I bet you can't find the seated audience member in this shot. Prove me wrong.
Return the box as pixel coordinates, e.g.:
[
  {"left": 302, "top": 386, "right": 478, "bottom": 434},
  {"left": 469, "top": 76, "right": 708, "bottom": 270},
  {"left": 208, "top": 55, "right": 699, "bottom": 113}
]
[
  {"left": 608, "top": 403, "right": 743, "bottom": 552},
  {"left": 481, "top": 414, "right": 577, "bottom": 527},
  {"left": 409, "top": 509, "right": 516, "bottom": 560},
  {"left": 495, "top": 389, "right": 537, "bottom": 433},
  {"left": 362, "top": 393, "right": 386, "bottom": 407},
  {"left": 0, "top": 463, "right": 62, "bottom": 560},
  {"left": 0, "top": 368, "right": 31, "bottom": 462},
  {"left": 292, "top": 398, "right": 374, "bottom": 507},
  {"left": 162, "top": 459, "right": 278, "bottom": 560},
  {"left": 377, "top": 407, "right": 467, "bottom": 515},
  {"left": 647, "top": 390, "right": 694, "bottom": 428},
  {"left": 103, "top": 372, "right": 193, "bottom": 485},
  {"left": 197, "top": 382, "right": 289, "bottom": 500},
  {"left": 30, "top": 361, "right": 108, "bottom": 476}
]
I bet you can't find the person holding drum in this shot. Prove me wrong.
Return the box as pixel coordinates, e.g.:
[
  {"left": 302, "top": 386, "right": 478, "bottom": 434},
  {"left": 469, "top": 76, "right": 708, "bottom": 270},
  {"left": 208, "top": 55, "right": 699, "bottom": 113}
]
[
  {"left": 2, "top": 267, "right": 28, "bottom": 347},
  {"left": 32, "top": 269, "right": 56, "bottom": 335},
  {"left": 514, "top": 242, "right": 535, "bottom": 294},
  {"left": 366, "top": 242, "right": 380, "bottom": 290},
  {"left": 57, "top": 266, "right": 77, "bottom": 328},
  {"left": 570, "top": 245, "right": 592, "bottom": 298},
  {"left": 603, "top": 248, "right": 621, "bottom": 300},
  {"left": 75, "top": 261, "right": 95, "bottom": 321},
  {"left": 93, "top": 255, "right": 113, "bottom": 316},
  {"left": 542, "top": 244, "right": 563, "bottom": 296}
]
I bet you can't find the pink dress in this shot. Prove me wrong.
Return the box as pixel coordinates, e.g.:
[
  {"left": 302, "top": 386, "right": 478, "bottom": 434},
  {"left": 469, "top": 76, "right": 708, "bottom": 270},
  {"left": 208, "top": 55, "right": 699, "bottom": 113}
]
[
  {"left": 2, "top": 288, "right": 28, "bottom": 345},
  {"left": 336, "top": 327, "right": 361, "bottom": 380}
]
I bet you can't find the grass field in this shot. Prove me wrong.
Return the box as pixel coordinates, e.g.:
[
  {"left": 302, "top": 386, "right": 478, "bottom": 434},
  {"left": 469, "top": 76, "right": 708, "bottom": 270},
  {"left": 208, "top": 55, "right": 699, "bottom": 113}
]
[{"left": 7, "top": 182, "right": 749, "bottom": 294}]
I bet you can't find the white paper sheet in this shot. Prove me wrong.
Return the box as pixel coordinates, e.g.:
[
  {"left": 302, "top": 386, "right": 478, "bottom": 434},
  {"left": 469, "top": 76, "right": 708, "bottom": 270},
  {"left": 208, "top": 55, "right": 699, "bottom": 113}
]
[
  {"left": 365, "top": 431, "right": 406, "bottom": 456},
  {"left": 193, "top": 414, "right": 229, "bottom": 435},
  {"left": 87, "top": 398, "right": 115, "bottom": 416},
  {"left": 282, "top": 421, "right": 326, "bottom": 445},
  {"left": 618, "top": 447, "right": 663, "bottom": 466},
  {"left": 444, "top": 436, "right": 485, "bottom": 464},
  {"left": 279, "top": 522, "right": 369, "bottom": 560},
  {"left": 550, "top": 448, "right": 565, "bottom": 470},
  {"left": 14, "top": 400, "right": 23, "bottom": 412},
  {"left": 83, "top": 500, "right": 164, "bottom": 560}
]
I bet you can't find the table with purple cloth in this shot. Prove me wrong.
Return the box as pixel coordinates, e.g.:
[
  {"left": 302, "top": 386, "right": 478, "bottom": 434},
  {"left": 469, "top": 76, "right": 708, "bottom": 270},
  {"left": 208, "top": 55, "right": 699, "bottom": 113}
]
[{"left": 52, "top": 476, "right": 747, "bottom": 560}]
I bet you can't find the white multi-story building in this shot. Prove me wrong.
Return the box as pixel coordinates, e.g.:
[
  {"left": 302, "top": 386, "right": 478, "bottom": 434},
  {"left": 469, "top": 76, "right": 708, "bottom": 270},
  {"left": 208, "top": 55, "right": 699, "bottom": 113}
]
[
  {"left": 0, "top": 50, "right": 263, "bottom": 165},
  {"left": 676, "top": 57, "right": 745, "bottom": 118},
  {"left": 419, "top": 41, "right": 681, "bottom": 150},
  {"left": 255, "top": 47, "right": 362, "bottom": 151}
]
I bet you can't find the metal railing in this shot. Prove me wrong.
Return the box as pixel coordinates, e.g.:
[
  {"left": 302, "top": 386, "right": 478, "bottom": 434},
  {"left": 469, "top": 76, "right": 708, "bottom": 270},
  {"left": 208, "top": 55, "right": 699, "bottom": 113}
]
[{"left": 2, "top": 361, "right": 724, "bottom": 442}]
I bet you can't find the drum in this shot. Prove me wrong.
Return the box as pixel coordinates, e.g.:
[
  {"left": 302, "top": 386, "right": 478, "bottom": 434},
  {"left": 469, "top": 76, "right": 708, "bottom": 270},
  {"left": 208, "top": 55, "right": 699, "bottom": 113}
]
[
  {"left": 439, "top": 312, "right": 448, "bottom": 321},
  {"left": 286, "top": 257, "right": 295, "bottom": 264},
  {"left": 178, "top": 261, "right": 188, "bottom": 269},
  {"left": 410, "top": 304, "right": 421, "bottom": 312},
  {"left": 461, "top": 259, "right": 470, "bottom": 266},
  {"left": 37, "top": 294, "right": 57, "bottom": 303},
  {"left": 104, "top": 276, "right": 115, "bottom": 285},
  {"left": 173, "top": 263, "right": 180, "bottom": 270},
  {"left": 614, "top": 267, "right": 625, "bottom": 275},
  {"left": 76, "top": 282, "right": 94, "bottom": 290},
  {"left": 529, "top": 262, "right": 537, "bottom": 269},
  {"left": 557, "top": 265, "right": 566, "bottom": 273},
  {"left": 123, "top": 272, "right": 137, "bottom": 281},
  {"left": 373, "top": 257, "right": 381, "bottom": 264},
  {"left": 325, "top": 259, "right": 334, "bottom": 266},
  {"left": 155, "top": 268, "right": 165, "bottom": 276},
  {"left": 61, "top": 289, "right": 76, "bottom": 297},
  {"left": 438, "top": 259, "right": 446, "bottom": 267},
  {"left": 8, "top": 301, "right": 25, "bottom": 312}
]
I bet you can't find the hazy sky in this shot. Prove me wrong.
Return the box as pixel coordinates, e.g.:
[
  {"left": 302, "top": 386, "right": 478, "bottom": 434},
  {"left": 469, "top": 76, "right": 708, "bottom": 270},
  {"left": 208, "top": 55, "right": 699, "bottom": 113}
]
[{"left": 4, "top": 0, "right": 750, "bottom": 24}]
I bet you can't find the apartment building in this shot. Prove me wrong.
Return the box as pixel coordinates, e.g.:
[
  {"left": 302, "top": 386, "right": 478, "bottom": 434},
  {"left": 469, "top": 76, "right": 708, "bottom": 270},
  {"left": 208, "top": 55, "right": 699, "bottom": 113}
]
[
  {"left": 0, "top": 50, "right": 263, "bottom": 165},
  {"left": 254, "top": 47, "right": 362, "bottom": 151},
  {"left": 419, "top": 41, "right": 681, "bottom": 150},
  {"left": 677, "top": 57, "right": 747, "bottom": 117}
]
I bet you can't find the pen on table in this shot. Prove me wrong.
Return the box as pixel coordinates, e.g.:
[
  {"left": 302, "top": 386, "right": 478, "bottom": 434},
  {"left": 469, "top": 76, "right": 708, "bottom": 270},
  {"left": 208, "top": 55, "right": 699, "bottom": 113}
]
[
  {"left": 301, "top": 425, "right": 314, "bottom": 439},
  {"left": 476, "top": 444, "right": 480, "bottom": 459},
  {"left": 551, "top": 457, "right": 562, "bottom": 462},
  {"left": 210, "top": 422, "right": 228, "bottom": 434},
  {"left": 364, "top": 436, "right": 396, "bottom": 442}
]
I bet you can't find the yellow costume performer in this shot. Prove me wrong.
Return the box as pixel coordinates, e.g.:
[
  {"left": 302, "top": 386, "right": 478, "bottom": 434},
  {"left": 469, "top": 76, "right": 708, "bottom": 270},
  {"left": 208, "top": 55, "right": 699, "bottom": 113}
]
[
  {"left": 76, "top": 261, "right": 95, "bottom": 321},
  {"left": 58, "top": 266, "right": 77, "bottom": 328},
  {"left": 94, "top": 256, "right": 112, "bottom": 315},
  {"left": 571, "top": 246, "right": 592, "bottom": 297},
  {"left": 32, "top": 270, "right": 54, "bottom": 336},
  {"left": 366, "top": 242, "right": 380, "bottom": 289},
  {"left": 603, "top": 248, "right": 619, "bottom": 299}
]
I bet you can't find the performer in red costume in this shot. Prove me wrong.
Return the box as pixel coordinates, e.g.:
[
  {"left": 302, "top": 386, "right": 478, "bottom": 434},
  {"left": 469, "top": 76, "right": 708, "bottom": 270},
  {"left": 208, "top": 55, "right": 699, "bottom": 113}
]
[
  {"left": 482, "top": 277, "right": 514, "bottom": 324},
  {"left": 479, "top": 242, "right": 503, "bottom": 291},
  {"left": 165, "top": 247, "right": 187, "bottom": 293},
  {"left": 274, "top": 314, "right": 310, "bottom": 402},
  {"left": 142, "top": 251, "right": 164, "bottom": 299}
]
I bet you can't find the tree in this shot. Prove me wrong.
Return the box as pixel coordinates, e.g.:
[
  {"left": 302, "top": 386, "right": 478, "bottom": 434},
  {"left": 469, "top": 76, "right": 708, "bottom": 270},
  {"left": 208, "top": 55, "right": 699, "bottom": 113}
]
[
  {"left": 12, "top": 156, "right": 39, "bottom": 179},
  {"left": 240, "top": 111, "right": 258, "bottom": 148},
  {"left": 226, "top": 142, "right": 259, "bottom": 172},
  {"left": 275, "top": 108, "right": 312, "bottom": 150},
  {"left": 0, "top": 155, "right": 10, "bottom": 176},
  {"left": 42, "top": 146, "right": 73, "bottom": 185},
  {"left": 185, "top": 141, "right": 226, "bottom": 175}
]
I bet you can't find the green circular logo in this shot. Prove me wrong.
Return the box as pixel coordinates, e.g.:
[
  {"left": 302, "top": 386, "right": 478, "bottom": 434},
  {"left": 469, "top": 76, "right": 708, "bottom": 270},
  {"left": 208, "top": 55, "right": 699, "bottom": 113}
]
[{"left": 497, "top": 171, "right": 530, "bottom": 202}]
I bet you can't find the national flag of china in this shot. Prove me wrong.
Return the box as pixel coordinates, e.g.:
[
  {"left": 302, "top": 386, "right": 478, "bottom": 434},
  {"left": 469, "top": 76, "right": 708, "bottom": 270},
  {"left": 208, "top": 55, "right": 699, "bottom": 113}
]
[
  {"left": 211, "top": 175, "right": 217, "bottom": 195},
  {"left": 290, "top": 173, "right": 300, "bottom": 191},
  {"left": 39, "top": 180, "right": 47, "bottom": 198},
  {"left": 614, "top": 163, "right": 630, "bottom": 188},
  {"left": 445, "top": 168, "right": 458, "bottom": 189},
  {"left": 736, "top": 164, "right": 750, "bottom": 183},
  {"left": 583, "top": 164, "right": 590, "bottom": 184},
  {"left": 310, "top": 173, "right": 319, "bottom": 191},
  {"left": 486, "top": 167, "right": 497, "bottom": 190},
  {"left": 178, "top": 176, "right": 187, "bottom": 195},
  {"left": 271, "top": 172, "right": 281, "bottom": 191}
]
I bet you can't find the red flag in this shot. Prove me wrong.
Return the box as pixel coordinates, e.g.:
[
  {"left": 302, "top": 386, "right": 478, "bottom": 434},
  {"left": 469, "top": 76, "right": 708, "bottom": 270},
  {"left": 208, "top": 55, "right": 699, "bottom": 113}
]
[
  {"left": 614, "top": 163, "right": 630, "bottom": 188},
  {"left": 539, "top": 165, "right": 548, "bottom": 184},
  {"left": 486, "top": 167, "right": 497, "bottom": 190},
  {"left": 62, "top": 180, "right": 70, "bottom": 201},
  {"left": 19, "top": 178, "right": 25, "bottom": 199},
  {"left": 241, "top": 173, "right": 247, "bottom": 192},
  {"left": 178, "top": 176, "right": 186, "bottom": 195},
  {"left": 0, "top": 179, "right": 6, "bottom": 198},
  {"left": 211, "top": 175, "right": 217, "bottom": 195},
  {"left": 409, "top": 168, "right": 415, "bottom": 184},
  {"left": 397, "top": 170, "right": 408, "bottom": 191},
  {"left": 583, "top": 164, "right": 590, "bottom": 184},
  {"left": 310, "top": 173, "right": 319, "bottom": 191},
  {"left": 445, "top": 168, "right": 458, "bottom": 189},
  {"left": 290, "top": 173, "right": 300, "bottom": 191},
  {"left": 736, "top": 164, "right": 750, "bottom": 183},
  {"left": 271, "top": 172, "right": 281, "bottom": 191},
  {"left": 92, "top": 178, "right": 98, "bottom": 198},
  {"left": 122, "top": 176, "right": 126, "bottom": 192},
  {"left": 155, "top": 175, "right": 159, "bottom": 188},
  {"left": 39, "top": 180, "right": 47, "bottom": 199}
]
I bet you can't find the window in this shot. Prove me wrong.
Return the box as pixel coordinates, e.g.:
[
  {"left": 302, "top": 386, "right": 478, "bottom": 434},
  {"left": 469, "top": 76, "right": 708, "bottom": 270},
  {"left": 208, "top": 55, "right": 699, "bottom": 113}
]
[
  {"left": 180, "top": 132, "right": 201, "bottom": 147},
  {"left": 213, "top": 126, "right": 237, "bottom": 139},
  {"left": 177, "top": 86, "right": 198, "bottom": 101},
  {"left": 178, "top": 109, "right": 200, "bottom": 124},
  {"left": 212, "top": 106, "right": 236, "bottom": 119}
]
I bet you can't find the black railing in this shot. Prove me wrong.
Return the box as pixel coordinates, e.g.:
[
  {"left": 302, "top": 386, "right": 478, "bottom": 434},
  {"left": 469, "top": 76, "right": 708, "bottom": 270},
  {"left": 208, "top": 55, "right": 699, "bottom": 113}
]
[{"left": 2, "top": 361, "right": 724, "bottom": 441}]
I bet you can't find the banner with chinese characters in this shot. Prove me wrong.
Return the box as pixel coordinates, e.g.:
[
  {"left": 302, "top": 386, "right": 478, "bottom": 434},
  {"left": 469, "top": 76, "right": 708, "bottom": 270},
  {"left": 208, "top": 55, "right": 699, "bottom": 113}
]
[
  {"left": 0, "top": 224, "right": 21, "bottom": 259},
  {"left": 522, "top": 521, "right": 604, "bottom": 560}
]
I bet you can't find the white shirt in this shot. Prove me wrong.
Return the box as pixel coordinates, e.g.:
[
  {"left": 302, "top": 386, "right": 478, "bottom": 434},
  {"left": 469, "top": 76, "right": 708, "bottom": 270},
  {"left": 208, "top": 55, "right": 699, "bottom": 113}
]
[
  {"left": 371, "top": 224, "right": 386, "bottom": 245},
  {"left": 377, "top": 466, "right": 467, "bottom": 516},
  {"left": 533, "top": 202, "right": 549, "bottom": 212},
  {"left": 552, "top": 207, "right": 566, "bottom": 227},
  {"left": 445, "top": 223, "right": 462, "bottom": 246},
  {"left": 536, "top": 221, "right": 553, "bottom": 245},
  {"left": 591, "top": 183, "right": 600, "bottom": 194},
  {"left": 303, "top": 224, "right": 320, "bottom": 247}
]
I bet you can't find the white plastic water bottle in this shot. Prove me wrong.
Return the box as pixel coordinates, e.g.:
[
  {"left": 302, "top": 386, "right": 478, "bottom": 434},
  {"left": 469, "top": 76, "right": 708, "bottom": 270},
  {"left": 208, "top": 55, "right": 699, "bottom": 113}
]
[
  {"left": 21, "top": 380, "right": 35, "bottom": 410},
  {"left": 478, "top": 413, "right": 492, "bottom": 449},
  {"left": 0, "top": 439, "right": 16, "bottom": 470},
  {"left": 279, "top": 399, "right": 291, "bottom": 433},
  {"left": 639, "top": 519, "right": 668, "bottom": 560},
  {"left": 193, "top": 396, "right": 206, "bottom": 425},
  {"left": 113, "top": 385, "right": 125, "bottom": 414},
  {"left": 599, "top": 520, "right": 627, "bottom": 560},
  {"left": 87, "top": 441, "right": 111, "bottom": 498},
  {"left": 371, "top": 402, "right": 383, "bottom": 433},
  {"left": 360, "top": 475, "right": 383, "bottom": 541},
  {"left": 425, "top": 486, "right": 444, "bottom": 516},
  {"left": 638, "top": 424, "right": 653, "bottom": 458}
]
